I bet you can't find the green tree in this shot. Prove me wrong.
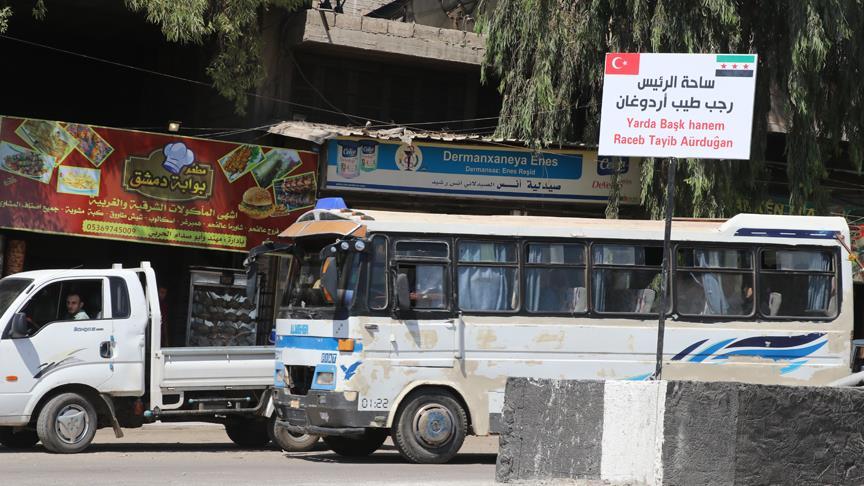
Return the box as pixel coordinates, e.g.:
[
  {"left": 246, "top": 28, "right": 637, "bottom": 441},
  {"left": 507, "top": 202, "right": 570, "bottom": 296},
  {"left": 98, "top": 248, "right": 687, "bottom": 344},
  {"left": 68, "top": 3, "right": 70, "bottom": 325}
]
[
  {"left": 479, "top": 0, "right": 864, "bottom": 218},
  {"left": 0, "top": 0, "right": 307, "bottom": 114}
]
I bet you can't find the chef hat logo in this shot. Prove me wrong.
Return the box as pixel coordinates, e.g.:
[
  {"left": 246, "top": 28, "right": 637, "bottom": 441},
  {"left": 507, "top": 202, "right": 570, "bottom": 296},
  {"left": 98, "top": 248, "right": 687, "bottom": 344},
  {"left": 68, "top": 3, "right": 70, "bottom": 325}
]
[{"left": 162, "top": 142, "right": 195, "bottom": 175}]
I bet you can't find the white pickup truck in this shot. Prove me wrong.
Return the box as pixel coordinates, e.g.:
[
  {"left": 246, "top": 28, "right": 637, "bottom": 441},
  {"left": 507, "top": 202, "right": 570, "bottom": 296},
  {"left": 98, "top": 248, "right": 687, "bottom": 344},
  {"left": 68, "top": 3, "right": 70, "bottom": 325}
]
[{"left": 0, "top": 262, "right": 315, "bottom": 453}]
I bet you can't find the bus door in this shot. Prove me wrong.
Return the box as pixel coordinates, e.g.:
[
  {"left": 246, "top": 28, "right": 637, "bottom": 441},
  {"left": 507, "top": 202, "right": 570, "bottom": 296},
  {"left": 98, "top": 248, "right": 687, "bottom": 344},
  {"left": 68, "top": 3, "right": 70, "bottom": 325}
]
[{"left": 369, "top": 238, "right": 457, "bottom": 368}]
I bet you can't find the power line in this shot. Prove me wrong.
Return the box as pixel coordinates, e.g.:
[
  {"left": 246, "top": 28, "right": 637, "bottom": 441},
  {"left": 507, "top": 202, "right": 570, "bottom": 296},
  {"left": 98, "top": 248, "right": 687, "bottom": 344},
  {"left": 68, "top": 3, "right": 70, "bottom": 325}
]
[
  {"left": 0, "top": 34, "right": 593, "bottom": 150},
  {"left": 0, "top": 34, "right": 387, "bottom": 124}
]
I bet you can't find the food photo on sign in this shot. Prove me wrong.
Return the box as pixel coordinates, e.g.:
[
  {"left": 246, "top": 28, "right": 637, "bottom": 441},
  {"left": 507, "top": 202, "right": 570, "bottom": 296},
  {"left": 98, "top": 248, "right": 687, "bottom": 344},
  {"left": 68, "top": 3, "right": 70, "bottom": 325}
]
[{"left": 0, "top": 115, "right": 319, "bottom": 252}]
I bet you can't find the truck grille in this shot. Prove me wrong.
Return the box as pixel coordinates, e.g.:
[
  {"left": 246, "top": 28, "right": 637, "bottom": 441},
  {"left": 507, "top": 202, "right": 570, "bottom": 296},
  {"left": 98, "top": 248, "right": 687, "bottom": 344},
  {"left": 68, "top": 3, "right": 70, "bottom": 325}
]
[{"left": 288, "top": 365, "right": 315, "bottom": 396}]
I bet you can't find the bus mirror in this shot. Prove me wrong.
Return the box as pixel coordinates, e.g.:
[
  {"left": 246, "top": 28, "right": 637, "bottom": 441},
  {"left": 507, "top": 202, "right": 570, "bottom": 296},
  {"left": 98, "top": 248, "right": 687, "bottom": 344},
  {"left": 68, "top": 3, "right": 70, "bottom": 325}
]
[
  {"left": 321, "top": 256, "right": 339, "bottom": 304},
  {"left": 10, "top": 312, "right": 28, "bottom": 338},
  {"left": 395, "top": 273, "right": 411, "bottom": 311}
]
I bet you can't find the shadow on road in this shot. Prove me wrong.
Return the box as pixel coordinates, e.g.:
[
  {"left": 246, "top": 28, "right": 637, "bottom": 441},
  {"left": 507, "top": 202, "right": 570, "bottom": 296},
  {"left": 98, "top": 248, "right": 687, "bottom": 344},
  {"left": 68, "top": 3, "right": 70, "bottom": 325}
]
[
  {"left": 292, "top": 451, "right": 498, "bottom": 465},
  {"left": 0, "top": 442, "right": 330, "bottom": 454}
]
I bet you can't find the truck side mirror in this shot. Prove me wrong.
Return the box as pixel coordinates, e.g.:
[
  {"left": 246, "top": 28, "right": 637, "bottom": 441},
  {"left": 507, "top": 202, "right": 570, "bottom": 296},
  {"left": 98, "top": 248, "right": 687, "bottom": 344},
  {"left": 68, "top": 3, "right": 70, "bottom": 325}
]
[
  {"left": 10, "top": 312, "right": 28, "bottom": 338},
  {"left": 320, "top": 256, "right": 339, "bottom": 304},
  {"left": 395, "top": 273, "right": 411, "bottom": 312}
]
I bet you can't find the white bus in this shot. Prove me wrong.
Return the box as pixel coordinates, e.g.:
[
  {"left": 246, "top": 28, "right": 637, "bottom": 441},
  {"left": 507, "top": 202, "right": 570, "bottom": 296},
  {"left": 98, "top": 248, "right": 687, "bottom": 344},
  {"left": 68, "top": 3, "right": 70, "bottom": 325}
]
[{"left": 262, "top": 205, "right": 856, "bottom": 464}]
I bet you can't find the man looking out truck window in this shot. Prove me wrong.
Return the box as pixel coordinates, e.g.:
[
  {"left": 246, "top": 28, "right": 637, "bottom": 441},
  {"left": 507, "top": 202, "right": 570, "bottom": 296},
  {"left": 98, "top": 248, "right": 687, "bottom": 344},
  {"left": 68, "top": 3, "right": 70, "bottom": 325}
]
[{"left": 64, "top": 292, "right": 89, "bottom": 320}]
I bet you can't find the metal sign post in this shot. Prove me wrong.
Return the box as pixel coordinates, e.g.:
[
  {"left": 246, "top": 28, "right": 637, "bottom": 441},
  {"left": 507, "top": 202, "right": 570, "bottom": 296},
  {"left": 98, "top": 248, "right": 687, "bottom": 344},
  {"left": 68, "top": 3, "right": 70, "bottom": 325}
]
[
  {"left": 598, "top": 53, "right": 758, "bottom": 381},
  {"left": 654, "top": 158, "right": 676, "bottom": 378}
]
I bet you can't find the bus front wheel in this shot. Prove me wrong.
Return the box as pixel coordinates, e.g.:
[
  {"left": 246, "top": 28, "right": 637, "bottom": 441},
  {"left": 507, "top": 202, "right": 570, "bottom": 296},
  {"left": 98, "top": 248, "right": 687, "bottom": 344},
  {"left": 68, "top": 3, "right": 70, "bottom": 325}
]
[
  {"left": 392, "top": 389, "right": 467, "bottom": 464},
  {"left": 323, "top": 429, "right": 388, "bottom": 457}
]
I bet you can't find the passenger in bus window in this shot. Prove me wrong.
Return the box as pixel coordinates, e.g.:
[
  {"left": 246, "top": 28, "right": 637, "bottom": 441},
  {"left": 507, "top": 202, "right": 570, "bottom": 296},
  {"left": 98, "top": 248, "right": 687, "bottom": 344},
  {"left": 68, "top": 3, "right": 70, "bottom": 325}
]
[{"left": 400, "top": 264, "right": 446, "bottom": 310}]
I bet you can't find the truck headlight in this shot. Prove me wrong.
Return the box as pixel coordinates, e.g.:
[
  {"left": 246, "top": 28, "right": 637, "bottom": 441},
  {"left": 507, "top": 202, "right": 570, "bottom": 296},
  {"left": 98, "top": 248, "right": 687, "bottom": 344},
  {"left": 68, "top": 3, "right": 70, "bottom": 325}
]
[{"left": 316, "top": 371, "right": 334, "bottom": 385}]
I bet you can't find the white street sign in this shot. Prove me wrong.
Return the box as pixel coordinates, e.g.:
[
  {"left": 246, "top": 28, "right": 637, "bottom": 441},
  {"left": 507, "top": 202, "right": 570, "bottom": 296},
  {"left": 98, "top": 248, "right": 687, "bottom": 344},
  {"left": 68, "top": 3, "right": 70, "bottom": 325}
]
[{"left": 598, "top": 53, "right": 758, "bottom": 160}]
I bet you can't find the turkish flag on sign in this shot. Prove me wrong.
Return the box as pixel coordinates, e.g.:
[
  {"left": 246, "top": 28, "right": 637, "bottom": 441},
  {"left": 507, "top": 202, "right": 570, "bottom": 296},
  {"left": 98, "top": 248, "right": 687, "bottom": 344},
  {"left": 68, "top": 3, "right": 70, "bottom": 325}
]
[{"left": 605, "top": 53, "right": 640, "bottom": 75}]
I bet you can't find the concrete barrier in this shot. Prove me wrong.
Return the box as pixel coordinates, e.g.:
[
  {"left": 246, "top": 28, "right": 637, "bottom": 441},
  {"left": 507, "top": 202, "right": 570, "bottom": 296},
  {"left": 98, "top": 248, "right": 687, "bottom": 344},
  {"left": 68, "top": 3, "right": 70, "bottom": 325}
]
[{"left": 496, "top": 378, "right": 864, "bottom": 485}]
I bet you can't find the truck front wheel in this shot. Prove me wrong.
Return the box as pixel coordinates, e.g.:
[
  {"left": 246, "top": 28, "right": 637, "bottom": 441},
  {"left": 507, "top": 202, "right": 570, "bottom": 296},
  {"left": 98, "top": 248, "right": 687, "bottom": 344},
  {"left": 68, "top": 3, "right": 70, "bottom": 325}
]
[
  {"left": 0, "top": 427, "right": 39, "bottom": 449},
  {"left": 36, "top": 393, "right": 98, "bottom": 454},
  {"left": 268, "top": 416, "right": 318, "bottom": 452},
  {"left": 224, "top": 418, "right": 270, "bottom": 447},
  {"left": 323, "top": 428, "right": 388, "bottom": 457}
]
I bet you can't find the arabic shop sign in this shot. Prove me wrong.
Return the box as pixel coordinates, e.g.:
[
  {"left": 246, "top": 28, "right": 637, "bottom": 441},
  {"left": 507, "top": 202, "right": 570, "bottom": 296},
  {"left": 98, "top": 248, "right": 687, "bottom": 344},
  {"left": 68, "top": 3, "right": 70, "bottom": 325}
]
[
  {"left": 324, "top": 138, "right": 641, "bottom": 204},
  {"left": 123, "top": 146, "right": 214, "bottom": 201},
  {"left": 0, "top": 116, "right": 318, "bottom": 252},
  {"left": 598, "top": 53, "right": 758, "bottom": 160}
]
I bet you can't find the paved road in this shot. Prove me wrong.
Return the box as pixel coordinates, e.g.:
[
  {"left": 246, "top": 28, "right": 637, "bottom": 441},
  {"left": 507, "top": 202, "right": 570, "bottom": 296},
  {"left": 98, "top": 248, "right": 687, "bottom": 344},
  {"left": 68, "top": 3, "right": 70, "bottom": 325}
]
[{"left": 0, "top": 423, "right": 500, "bottom": 486}]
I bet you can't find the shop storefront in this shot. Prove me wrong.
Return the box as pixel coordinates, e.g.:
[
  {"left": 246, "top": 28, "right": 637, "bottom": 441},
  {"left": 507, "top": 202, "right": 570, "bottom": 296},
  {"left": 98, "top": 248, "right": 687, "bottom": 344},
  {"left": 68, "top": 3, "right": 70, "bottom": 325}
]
[
  {"left": 0, "top": 116, "right": 318, "bottom": 346},
  {"left": 270, "top": 121, "right": 643, "bottom": 217}
]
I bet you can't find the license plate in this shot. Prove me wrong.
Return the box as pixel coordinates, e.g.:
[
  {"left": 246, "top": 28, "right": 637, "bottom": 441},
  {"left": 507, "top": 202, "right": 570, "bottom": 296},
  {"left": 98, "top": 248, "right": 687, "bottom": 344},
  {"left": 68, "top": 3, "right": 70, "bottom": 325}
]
[{"left": 290, "top": 399, "right": 300, "bottom": 409}]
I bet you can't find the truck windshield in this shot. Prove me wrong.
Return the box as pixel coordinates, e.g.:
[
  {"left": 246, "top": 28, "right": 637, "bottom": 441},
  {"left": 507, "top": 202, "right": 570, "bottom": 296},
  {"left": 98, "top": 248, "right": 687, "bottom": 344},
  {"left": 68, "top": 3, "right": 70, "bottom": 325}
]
[
  {"left": 278, "top": 241, "right": 359, "bottom": 320},
  {"left": 0, "top": 278, "right": 32, "bottom": 317}
]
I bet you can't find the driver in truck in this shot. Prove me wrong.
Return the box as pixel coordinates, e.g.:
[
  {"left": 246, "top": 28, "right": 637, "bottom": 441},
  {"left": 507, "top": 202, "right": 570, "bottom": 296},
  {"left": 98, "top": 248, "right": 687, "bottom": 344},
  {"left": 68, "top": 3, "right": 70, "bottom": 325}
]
[{"left": 64, "top": 292, "right": 89, "bottom": 320}]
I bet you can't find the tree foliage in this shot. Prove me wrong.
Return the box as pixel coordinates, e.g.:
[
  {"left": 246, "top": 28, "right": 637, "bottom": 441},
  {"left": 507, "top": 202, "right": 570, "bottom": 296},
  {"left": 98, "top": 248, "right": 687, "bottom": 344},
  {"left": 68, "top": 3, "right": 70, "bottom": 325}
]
[
  {"left": 479, "top": 0, "right": 864, "bottom": 218},
  {"left": 1, "top": 0, "right": 307, "bottom": 115}
]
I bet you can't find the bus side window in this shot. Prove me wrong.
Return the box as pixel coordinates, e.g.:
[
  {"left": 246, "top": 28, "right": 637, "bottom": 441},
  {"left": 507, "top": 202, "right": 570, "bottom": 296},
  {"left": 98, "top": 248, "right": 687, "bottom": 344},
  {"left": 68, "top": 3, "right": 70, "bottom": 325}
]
[
  {"left": 675, "top": 248, "right": 753, "bottom": 317},
  {"left": 394, "top": 240, "right": 450, "bottom": 311},
  {"left": 525, "top": 242, "right": 586, "bottom": 314},
  {"left": 759, "top": 249, "right": 837, "bottom": 318},
  {"left": 457, "top": 240, "right": 518, "bottom": 312},
  {"left": 591, "top": 244, "right": 666, "bottom": 314}
]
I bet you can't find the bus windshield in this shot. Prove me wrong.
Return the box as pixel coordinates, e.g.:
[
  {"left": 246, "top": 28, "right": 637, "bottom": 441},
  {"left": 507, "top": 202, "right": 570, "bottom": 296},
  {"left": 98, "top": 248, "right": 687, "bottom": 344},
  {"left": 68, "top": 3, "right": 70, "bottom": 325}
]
[{"left": 277, "top": 241, "right": 359, "bottom": 319}]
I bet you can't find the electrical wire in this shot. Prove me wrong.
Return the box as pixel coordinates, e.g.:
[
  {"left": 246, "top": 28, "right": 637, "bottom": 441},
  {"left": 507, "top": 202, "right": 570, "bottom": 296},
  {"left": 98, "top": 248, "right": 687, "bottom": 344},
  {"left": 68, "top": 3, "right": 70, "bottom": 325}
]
[
  {"left": 0, "top": 33, "right": 593, "bottom": 151},
  {"left": 0, "top": 34, "right": 390, "bottom": 124}
]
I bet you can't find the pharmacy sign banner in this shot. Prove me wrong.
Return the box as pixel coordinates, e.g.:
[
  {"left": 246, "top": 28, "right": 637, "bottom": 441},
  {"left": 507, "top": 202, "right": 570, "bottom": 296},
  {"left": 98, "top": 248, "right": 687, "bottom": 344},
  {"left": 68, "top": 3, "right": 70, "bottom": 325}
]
[
  {"left": 598, "top": 53, "right": 758, "bottom": 160},
  {"left": 324, "top": 137, "right": 642, "bottom": 204}
]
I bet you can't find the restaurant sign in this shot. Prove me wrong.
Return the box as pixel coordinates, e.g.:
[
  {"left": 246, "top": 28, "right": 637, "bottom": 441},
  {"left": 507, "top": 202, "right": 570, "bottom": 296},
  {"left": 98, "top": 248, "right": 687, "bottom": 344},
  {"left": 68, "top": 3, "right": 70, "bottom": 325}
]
[
  {"left": 0, "top": 116, "right": 318, "bottom": 252},
  {"left": 324, "top": 138, "right": 641, "bottom": 203}
]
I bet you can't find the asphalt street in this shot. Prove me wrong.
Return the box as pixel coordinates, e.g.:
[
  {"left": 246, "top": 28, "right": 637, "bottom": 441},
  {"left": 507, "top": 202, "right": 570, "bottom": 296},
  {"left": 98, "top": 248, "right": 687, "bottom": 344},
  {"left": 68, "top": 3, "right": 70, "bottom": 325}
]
[{"left": 0, "top": 423, "right": 501, "bottom": 486}]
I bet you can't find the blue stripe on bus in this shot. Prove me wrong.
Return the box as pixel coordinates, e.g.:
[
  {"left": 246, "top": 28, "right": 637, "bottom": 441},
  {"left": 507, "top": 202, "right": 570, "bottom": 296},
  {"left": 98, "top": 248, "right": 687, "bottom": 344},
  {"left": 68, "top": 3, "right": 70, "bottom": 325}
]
[
  {"left": 734, "top": 228, "right": 838, "bottom": 239},
  {"left": 276, "top": 335, "right": 363, "bottom": 352},
  {"left": 671, "top": 339, "right": 708, "bottom": 361},
  {"left": 713, "top": 340, "right": 827, "bottom": 361},
  {"left": 688, "top": 338, "right": 736, "bottom": 363},
  {"left": 725, "top": 333, "right": 824, "bottom": 349}
]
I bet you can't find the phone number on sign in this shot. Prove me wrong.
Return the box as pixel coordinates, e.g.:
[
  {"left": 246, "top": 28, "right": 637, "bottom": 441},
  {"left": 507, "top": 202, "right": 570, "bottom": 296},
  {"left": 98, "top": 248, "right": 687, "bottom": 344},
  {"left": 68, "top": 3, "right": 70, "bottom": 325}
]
[{"left": 81, "top": 220, "right": 246, "bottom": 248}]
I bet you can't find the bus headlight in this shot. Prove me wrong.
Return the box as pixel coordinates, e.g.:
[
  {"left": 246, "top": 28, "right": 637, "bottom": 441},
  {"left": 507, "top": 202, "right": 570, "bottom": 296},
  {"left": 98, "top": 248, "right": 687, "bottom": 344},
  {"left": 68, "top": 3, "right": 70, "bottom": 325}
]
[{"left": 316, "top": 371, "right": 334, "bottom": 385}]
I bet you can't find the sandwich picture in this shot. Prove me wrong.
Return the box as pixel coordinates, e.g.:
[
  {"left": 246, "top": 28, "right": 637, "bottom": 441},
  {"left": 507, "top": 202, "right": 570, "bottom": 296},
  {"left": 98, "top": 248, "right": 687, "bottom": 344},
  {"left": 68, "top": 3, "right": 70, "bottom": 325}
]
[{"left": 239, "top": 186, "right": 274, "bottom": 219}]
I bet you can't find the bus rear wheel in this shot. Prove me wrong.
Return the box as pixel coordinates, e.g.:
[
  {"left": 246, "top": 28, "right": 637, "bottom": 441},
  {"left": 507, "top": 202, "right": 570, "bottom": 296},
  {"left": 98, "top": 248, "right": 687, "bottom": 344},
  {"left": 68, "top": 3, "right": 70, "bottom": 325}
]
[
  {"left": 392, "top": 389, "right": 467, "bottom": 464},
  {"left": 323, "top": 428, "right": 388, "bottom": 457}
]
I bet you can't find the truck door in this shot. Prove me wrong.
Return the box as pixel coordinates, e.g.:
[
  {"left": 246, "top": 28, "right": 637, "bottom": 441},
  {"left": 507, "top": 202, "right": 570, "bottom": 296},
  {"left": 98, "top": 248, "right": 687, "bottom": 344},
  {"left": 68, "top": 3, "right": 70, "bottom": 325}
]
[
  {"left": 1, "top": 277, "right": 114, "bottom": 398},
  {"left": 98, "top": 275, "right": 148, "bottom": 395}
]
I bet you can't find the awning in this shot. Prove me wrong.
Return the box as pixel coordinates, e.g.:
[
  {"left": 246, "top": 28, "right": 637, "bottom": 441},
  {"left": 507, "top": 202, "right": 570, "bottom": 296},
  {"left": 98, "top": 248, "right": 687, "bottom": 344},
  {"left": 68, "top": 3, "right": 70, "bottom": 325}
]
[
  {"left": 278, "top": 219, "right": 367, "bottom": 239},
  {"left": 267, "top": 120, "right": 591, "bottom": 148}
]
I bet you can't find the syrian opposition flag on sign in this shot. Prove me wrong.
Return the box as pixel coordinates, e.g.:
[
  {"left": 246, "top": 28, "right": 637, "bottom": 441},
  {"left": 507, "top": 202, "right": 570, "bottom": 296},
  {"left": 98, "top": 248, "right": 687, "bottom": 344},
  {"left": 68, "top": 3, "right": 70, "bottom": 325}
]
[
  {"left": 605, "top": 53, "right": 640, "bottom": 75},
  {"left": 716, "top": 54, "right": 756, "bottom": 77}
]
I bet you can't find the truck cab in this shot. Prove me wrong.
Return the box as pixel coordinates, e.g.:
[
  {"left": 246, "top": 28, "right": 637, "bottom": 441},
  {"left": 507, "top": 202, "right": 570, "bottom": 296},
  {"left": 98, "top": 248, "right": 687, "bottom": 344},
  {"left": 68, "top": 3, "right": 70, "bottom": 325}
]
[{"left": 0, "top": 262, "right": 316, "bottom": 453}]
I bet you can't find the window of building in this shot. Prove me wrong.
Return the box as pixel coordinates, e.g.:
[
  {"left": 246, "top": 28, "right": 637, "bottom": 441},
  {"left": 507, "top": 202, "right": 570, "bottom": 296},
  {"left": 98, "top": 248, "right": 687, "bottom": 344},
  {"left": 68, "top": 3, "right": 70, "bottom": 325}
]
[
  {"left": 457, "top": 241, "right": 518, "bottom": 312},
  {"left": 394, "top": 240, "right": 450, "bottom": 311},
  {"left": 675, "top": 248, "right": 753, "bottom": 317},
  {"left": 591, "top": 244, "right": 665, "bottom": 314},
  {"left": 525, "top": 242, "right": 587, "bottom": 313},
  {"left": 759, "top": 249, "right": 837, "bottom": 318}
]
